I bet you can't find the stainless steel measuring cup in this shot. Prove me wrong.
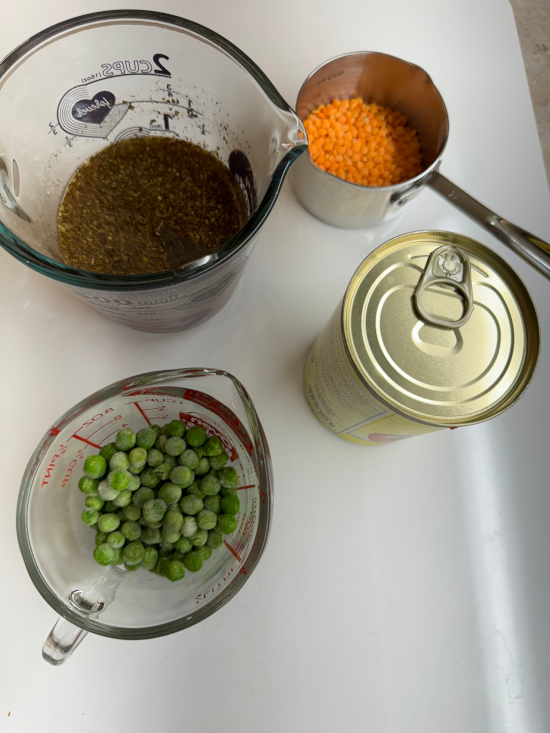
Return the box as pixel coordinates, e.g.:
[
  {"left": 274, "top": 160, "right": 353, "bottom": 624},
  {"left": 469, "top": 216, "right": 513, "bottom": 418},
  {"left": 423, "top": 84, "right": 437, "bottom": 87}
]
[
  {"left": 289, "top": 52, "right": 550, "bottom": 280},
  {"left": 0, "top": 11, "right": 307, "bottom": 332}
]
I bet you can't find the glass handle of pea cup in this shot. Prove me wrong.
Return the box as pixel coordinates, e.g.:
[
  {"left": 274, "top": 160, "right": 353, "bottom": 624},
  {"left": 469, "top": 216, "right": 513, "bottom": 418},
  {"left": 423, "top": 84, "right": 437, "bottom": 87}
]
[{"left": 42, "top": 617, "right": 88, "bottom": 666}]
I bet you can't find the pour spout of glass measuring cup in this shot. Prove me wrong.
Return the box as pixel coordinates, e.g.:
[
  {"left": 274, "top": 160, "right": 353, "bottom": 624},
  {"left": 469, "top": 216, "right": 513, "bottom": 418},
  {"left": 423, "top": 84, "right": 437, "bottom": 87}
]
[
  {"left": 427, "top": 171, "right": 550, "bottom": 280},
  {"left": 42, "top": 577, "right": 119, "bottom": 666},
  {"left": 268, "top": 107, "right": 308, "bottom": 177}
]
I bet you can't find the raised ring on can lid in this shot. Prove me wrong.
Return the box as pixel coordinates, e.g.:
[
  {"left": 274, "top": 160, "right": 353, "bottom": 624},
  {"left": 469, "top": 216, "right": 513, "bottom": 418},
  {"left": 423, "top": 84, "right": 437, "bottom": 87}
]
[{"left": 343, "top": 231, "right": 540, "bottom": 426}]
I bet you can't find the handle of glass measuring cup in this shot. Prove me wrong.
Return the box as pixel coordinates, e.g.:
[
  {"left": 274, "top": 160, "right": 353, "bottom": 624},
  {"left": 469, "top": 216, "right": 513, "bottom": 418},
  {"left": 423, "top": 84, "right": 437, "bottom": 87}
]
[
  {"left": 427, "top": 171, "right": 550, "bottom": 280},
  {"left": 42, "top": 617, "right": 88, "bottom": 666}
]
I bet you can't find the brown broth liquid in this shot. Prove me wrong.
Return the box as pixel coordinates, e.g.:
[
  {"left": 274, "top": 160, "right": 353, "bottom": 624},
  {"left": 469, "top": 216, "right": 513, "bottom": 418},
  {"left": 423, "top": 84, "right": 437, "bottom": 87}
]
[{"left": 57, "top": 137, "right": 248, "bottom": 275}]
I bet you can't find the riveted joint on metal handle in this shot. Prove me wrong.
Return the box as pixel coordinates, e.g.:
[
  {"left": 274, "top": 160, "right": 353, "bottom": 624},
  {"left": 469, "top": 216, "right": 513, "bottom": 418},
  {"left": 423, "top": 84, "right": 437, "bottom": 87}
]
[{"left": 414, "top": 245, "right": 474, "bottom": 329}]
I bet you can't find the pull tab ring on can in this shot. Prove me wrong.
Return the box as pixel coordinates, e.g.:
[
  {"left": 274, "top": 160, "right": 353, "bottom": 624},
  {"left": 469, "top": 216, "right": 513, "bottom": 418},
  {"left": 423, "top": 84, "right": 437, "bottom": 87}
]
[{"left": 414, "top": 245, "right": 474, "bottom": 329}]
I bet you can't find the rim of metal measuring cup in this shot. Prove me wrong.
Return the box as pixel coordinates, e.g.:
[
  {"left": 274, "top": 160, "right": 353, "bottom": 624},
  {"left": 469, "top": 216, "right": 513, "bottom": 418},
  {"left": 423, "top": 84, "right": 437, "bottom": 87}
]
[
  {"left": 294, "top": 50, "right": 450, "bottom": 193},
  {"left": 0, "top": 10, "right": 307, "bottom": 291},
  {"left": 16, "top": 368, "right": 273, "bottom": 640}
]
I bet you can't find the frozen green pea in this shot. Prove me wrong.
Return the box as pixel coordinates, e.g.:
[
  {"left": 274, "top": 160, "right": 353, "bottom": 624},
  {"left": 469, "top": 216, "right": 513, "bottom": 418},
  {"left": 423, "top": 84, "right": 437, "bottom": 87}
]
[
  {"left": 118, "top": 508, "right": 128, "bottom": 521},
  {"left": 142, "top": 526, "right": 162, "bottom": 545},
  {"left": 203, "top": 495, "right": 221, "bottom": 514},
  {"left": 155, "top": 434, "right": 168, "bottom": 452},
  {"left": 97, "top": 513, "right": 120, "bottom": 533},
  {"left": 161, "top": 424, "right": 170, "bottom": 435},
  {"left": 190, "top": 528, "right": 208, "bottom": 547},
  {"left": 109, "top": 451, "right": 130, "bottom": 471},
  {"left": 121, "top": 520, "right": 142, "bottom": 541},
  {"left": 159, "top": 540, "right": 175, "bottom": 555},
  {"left": 150, "top": 424, "right": 161, "bottom": 437},
  {"left": 196, "top": 545, "right": 212, "bottom": 562},
  {"left": 201, "top": 474, "right": 221, "bottom": 496},
  {"left": 82, "top": 508, "right": 99, "bottom": 526},
  {"left": 148, "top": 519, "right": 163, "bottom": 529},
  {"left": 136, "top": 427, "right": 157, "bottom": 450},
  {"left": 123, "top": 541, "right": 145, "bottom": 565},
  {"left": 95, "top": 530, "right": 109, "bottom": 546},
  {"left": 104, "top": 500, "right": 117, "bottom": 513},
  {"left": 202, "top": 436, "right": 223, "bottom": 457},
  {"left": 195, "top": 457, "right": 210, "bottom": 476},
  {"left": 125, "top": 562, "right": 141, "bottom": 572},
  {"left": 128, "top": 474, "right": 140, "bottom": 492},
  {"left": 85, "top": 495, "right": 105, "bottom": 512},
  {"left": 166, "top": 420, "right": 186, "bottom": 438},
  {"left": 113, "top": 489, "right": 132, "bottom": 508},
  {"left": 124, "top": 504, "right": 141, "bottom": 521},
  {"left": 143, "top": 498, "right": 167, "bottom": 524},
  {"left": 179, "top": 448, "right": 199, "bottom": 470},
  {"left": 217, "top": 514, "right": 238, "bottom": 535},
  {"left": 157, "top": 483, "right": 182, "bottom": 505},
  {"left": 94, "top": 543, "right": 115, "bottom": 566},
  {"left": 175, "top": 536, "right": 192, "bottom": 554},
  {"left": 147, "top": 448, "right": 164, "bottom": 468},
  {"left": 184, "top": 552, "right": 203, "bottom": 572},
  {"left": 79, "top": 476, "right": 99, "bottom": 495},
  {"left": 221, "top": 495, "right": 240, "bottom": 515},
  {"left": 207, "top": 528, "right": 224, "bottom": 549},
  {"left": 107, "top": 530, "right": 125, "bottom": 549},
  {"left": 128, "top": 464, "right": 145, "bottom": 475},
  {"left": 166, "top": 560, "right": 185, "bottom": 582},
  {"left": 110, "top": 548, "right": 124, "bottom": 565},
  {"left": 99, "top": 443, "right": 118, "bottom": 463},
  {"left": 133, "top": 486, "right": 155, "bottom": 507},
  {"left": 153, "top": 462, "right": 172, "bottom": 481},
  {"left": 165, "top": 436, "right": 186, "bottom": 457},
  {"left": 219, "top": 466, "right": 239, "bottom": 489},
  {"left": 186, "top": 425, "right": 207, "bottom": 447},
  {"left": 162, "top": 530, "right": 181, "bottom": 544},
  {"left": 115, "top": 428, "right": 136, "bottom": 452},
  {"left": 171, "top": 550, "right": 186, "bottom": 563},
  {"left": 221, "top": 485, "right": 238, "bottom": 497},
  {"left": 181, "top": 516, "right": 198, "bottom": 538},
  {"left": 209, "top": 451, "right": 229, "bottom": 470},
  {"left": 129, "top": 447, "right": 147, "bottom": 468},
  {"left": 180, "top": 494, "right": 203, "bottom": 516},
  {"left": 197, "top": 509, "right": 218, "bottom": 530},
  {"left": 139, "top": 469, "right": 161, "bottom": 489},
  {"left": 154, "top": 557, "right": 170, "bottom": 576},
  {"left": 170, "top": 465, "right": 194, "bottom": 488},
  {"left": 187, "top": 481, "right": 206, "bottom": 499},
  {"left": 108, "top": 468, "right": 132, "bottom": 491},
  {"left": 195, "top": 447, "right": 204, "bottom": 459},
  {"left": 142, "top": 546, "right": 158, "bottom": 570},
  {"left": 163, "top": 455, "right": 178, "bottom": 472},
  {"left": 163, "top": 510, "right": 184, "bottom": 533},
  {"left": 84, "top": 455, "right": 107, "bottom": 480}
]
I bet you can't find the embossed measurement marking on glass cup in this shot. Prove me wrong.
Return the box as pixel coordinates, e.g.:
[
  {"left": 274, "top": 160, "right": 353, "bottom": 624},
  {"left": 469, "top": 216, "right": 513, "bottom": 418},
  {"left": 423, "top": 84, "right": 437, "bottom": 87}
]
[{"left": 304, "top": 231, "right": 540, "bottom": 445}]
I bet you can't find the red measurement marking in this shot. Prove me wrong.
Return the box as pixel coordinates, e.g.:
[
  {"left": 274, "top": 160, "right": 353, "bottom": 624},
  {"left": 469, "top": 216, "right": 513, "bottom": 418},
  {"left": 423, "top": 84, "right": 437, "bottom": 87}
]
[
  {"left": 86, "top": 420, "right": 113, "bottom": 440},
  {"left": 130, "top": 402, "right": 151, "bottom": 425},
  {"left": 224, "top": 541, "right": 241, "bottom": 563},
  {"left": 49, "top": 427, "right": 61, "bottom": 437},
  {"left": 237, "top": 485, "right": 255, "bottom": 491},
  {"left": 72, "top": 434, "right": 101, "bottom": 449}
]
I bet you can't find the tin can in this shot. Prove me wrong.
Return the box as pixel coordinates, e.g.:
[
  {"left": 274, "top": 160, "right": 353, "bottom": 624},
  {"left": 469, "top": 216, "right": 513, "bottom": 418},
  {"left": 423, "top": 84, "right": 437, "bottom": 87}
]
[{"left": 304, "top": 231, "right": 540, "bottom": 445}]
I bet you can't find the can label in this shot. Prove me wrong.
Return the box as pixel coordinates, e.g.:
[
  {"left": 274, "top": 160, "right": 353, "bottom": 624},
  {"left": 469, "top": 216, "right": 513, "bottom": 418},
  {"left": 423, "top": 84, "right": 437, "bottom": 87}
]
[{"left": 304, "top": 303, "right": 443, "bottom": 445}]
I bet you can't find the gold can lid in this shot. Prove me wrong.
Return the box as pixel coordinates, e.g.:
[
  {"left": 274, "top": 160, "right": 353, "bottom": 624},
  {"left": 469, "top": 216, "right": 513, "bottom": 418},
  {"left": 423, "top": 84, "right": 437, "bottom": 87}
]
[{"left": 343, "top": 231, "right": 540, "bottom": 426}]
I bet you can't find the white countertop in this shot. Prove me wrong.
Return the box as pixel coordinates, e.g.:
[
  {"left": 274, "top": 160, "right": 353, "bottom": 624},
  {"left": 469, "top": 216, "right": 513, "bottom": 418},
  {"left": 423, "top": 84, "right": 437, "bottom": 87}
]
[{"left": 1, "top": 1, "right": 550, "bottom": 731}]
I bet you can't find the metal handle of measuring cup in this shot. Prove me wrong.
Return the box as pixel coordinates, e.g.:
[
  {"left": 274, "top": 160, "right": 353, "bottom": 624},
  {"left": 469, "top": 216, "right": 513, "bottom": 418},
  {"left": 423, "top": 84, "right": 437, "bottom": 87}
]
[{"left": 427, "top": 171, "right": 550, "bottom": 280}]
